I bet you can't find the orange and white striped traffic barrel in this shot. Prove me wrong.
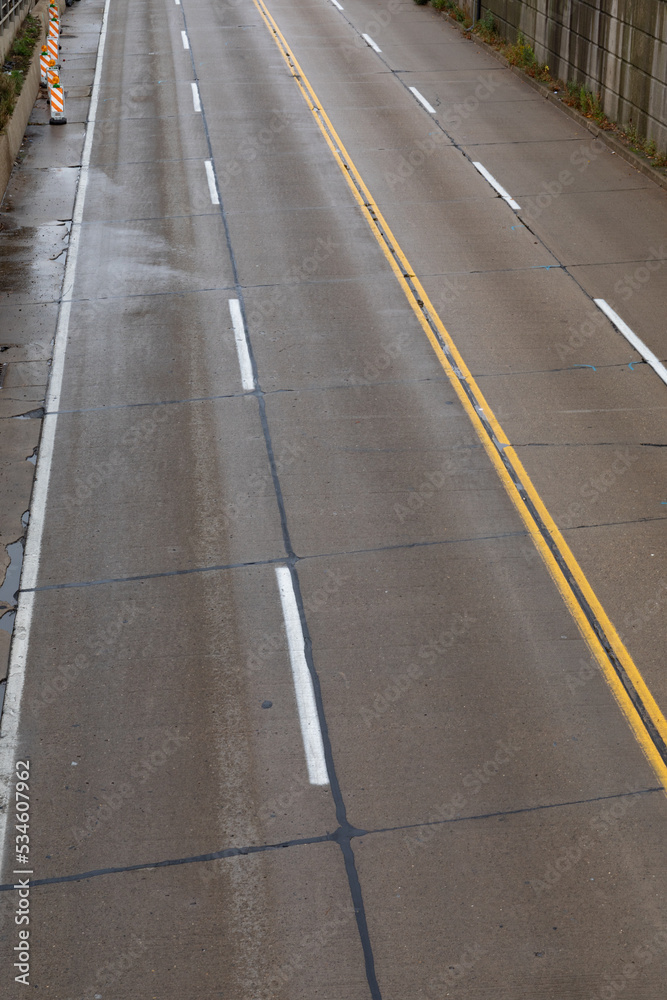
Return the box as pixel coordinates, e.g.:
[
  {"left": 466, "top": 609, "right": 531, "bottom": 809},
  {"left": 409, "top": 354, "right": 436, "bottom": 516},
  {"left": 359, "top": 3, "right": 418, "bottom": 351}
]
[
  {"left": 40, "top": 45, "right": 50, "bottom": 85},
  {"left": 46, "top": 31, "right": 58, "bottom": 63},
  {"left": 46, "top": 58, "right": 59, "bottom": 88},
  {"left": 49, "top": 77, "right": 67, "bottom": 125}
]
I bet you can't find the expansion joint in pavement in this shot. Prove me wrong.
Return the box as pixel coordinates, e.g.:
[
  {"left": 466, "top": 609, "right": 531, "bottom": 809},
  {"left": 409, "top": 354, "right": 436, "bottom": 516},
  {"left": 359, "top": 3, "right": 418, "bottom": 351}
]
[
  {"left": 1, "top": 788, "right": 660, "bottom": 895},
  {"left": 24, "top": 529, "right": 531, "bottom": 593}
]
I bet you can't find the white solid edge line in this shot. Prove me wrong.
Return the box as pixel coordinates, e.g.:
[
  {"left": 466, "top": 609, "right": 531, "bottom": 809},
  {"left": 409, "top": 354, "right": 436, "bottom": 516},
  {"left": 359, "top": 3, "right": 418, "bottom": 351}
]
[
  {"left": 228, "top": 299, "right": 255, "bottom": 391},
  {"left": 204, "top": 159, "right": 219, "bottom": 204},
  {"left": 181, "top": 29, "right": 189, "bottom": 49},
  {"left": 0, "top": 0, "right": 113, "bottom": 878},
  {"left": 329, "top": 0, "right": 343, "bottom": 8},
  {"left": 191, "top": 81, "right": 201, "bottom": 113},
  {"left": 275, "top": 567, "right": 329, "bottom": 786},
  {"left": 362, "top": 33, "right": 381, "bottom": 53},
  {"left": 472, "top": 161, "right": 521, "bottom": 210},
  {"left": 594, "top": 299, "right": 667, "bottom": 385},
  {"left": 409, "top": 86, "right": 436, "bottom": 114}
]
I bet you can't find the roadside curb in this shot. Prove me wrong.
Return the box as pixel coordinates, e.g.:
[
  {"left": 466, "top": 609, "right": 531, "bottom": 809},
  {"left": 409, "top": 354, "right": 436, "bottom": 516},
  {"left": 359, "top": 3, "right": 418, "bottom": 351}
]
[
  {"left": 429, "top": 7, "right": 667, "bottom": 195},
  {"left": 0, "top": 0, "right": 61, "bottom": 203}
]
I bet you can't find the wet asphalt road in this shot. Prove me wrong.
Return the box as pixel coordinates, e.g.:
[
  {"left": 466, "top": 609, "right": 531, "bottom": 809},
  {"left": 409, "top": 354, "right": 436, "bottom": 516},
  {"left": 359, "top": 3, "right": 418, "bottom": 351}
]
[{"left": 1, "top": 0, "right": 667, "bottom": 996}]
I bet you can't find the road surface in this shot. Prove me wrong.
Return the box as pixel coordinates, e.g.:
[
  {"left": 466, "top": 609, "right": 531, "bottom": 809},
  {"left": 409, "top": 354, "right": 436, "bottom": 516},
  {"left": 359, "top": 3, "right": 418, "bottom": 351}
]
[{"left": 1, "top": 0, "right": 666, "bottom": 995}]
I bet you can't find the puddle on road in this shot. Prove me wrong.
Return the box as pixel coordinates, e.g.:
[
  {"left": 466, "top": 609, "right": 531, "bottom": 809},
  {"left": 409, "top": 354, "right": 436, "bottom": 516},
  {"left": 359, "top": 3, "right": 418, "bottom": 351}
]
[{"left": 13, "top": 407, "right": 44, "bottom": 420}]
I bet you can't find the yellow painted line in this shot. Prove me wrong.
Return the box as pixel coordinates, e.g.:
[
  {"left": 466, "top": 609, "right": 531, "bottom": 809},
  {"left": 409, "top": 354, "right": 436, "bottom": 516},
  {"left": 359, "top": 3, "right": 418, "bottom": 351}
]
[{"left": 251, "top": 0, "right": 667, "bottom": 792}]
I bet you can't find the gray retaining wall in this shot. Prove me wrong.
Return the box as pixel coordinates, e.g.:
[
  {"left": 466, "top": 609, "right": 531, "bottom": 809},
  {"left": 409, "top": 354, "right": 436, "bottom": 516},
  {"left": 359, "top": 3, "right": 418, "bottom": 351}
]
[{"left": 478, "top": 0, "right": 667, "bottom": 154}]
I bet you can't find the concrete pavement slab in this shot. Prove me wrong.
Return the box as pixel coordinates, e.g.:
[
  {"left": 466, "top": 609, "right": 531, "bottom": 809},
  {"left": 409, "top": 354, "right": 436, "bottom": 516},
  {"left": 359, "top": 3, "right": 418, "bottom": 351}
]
[
  {"left": 94, "top": 80, "right": 203, "bottom": 122},
  {"left": 352, "top": 145, "right": 492, "bottom": 205},
  {"left": 464, "top": 137, "right": 653, "bottom": 202},
  {"left": 393, "top": 200, "right": 556, "bottom": 275},
  {"left": 82, "top": 158, "right": 222, "bottom": 222},
  {"left": 299, "top": 539, "right": 658, "bottom": 830},
  {"left": 382, "top": 39, "right": 515, "bottom": 73},
  {"left": 265, "top": 381, "right": 522, "bottom": 555},
  {"left": 437, "top": 93, "right": 583, "bottom": 144},
  {"left": 71, "top": 215, "right": 236, "bottom": 299},
  {"left": 90, "top": 113, "right": 210, "bottom": 166},
  {"left": 515, "top": 442, "right": 666, "bottom": 528},
  {"left": 203, "top": 109, "right": 322, "bottom": 161},
  {"left": 475, "top": 365, "right": 667, "bottom": 446},
  {"left": 14, "top": 567, "right": 338, "bottom": 874},
  {"left": 57, "top": 51, "right": 98, "bottom": 71},
  {"left": 39, "top": 395, "right": 286, "bottom": 584},
  {"left": 295, "top": 73, "right": 420, "bottom": 112},
  {"left": 526, "top": 188, "right": 667, "bottom": 266},
  {"left": 23, "top": 843, "right": 369, "bottom": 997},
  {"left": 355, "top": 795, "right": 667, "bottom": 998},
  {"left": 60, "top": 288, "right": 250, "bottom": 409},
  {"left": 0, "top": 221, "right": 70, "bottom": 306},
  {"left": 567, "top": 261, "right": 667, "bottom": 366},
  {"left": 20, "top": 124, "right": 86, "bottom": 169},
  {"left": 1, "top": 167, "right": 79, "bottom": 223},
  {"left": 243, "top": 273, "right": 446, "bottom": 391},
  {"left": 212, "top": 148, "right": 364, "bottom": 215},
  {"left": 418, "top": 267, "right": 641, "bottom": 374},
  {"left": 0, "top": 301, "right": 58, "bottom": 345},
  {"left": 186, "top": 24, "right": 300, "bottom": 70},
  {"left": 226, "top": 205, "right": 399, "bottom": 287},
  {"left": 394, "top": 66, "right": 538, "bottom": 103}
]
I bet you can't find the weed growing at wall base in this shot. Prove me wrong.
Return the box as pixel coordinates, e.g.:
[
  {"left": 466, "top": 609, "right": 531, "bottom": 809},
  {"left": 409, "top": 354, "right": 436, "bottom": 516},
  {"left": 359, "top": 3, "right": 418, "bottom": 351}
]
[{"left": 0, "top": 15, "right": 41, "bottom": 133}]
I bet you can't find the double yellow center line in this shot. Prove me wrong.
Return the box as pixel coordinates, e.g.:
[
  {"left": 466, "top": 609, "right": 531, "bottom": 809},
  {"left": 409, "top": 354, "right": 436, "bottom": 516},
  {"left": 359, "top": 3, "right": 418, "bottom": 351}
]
[{"left": 252, "top": 0, "right": 667, "bottom": 791}]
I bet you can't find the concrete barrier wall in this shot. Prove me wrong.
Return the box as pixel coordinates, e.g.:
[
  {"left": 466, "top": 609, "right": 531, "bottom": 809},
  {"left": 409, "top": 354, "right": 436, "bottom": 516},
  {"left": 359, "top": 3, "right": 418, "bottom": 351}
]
[
  {"left": 0, "top": 0, "right": 53, "bottom": 200},
  {"left": 0, "top": 0, "right": 33, "bottom": 64},
  {"left": 480, "top": 0, "right": 667, "bottom": 153}
]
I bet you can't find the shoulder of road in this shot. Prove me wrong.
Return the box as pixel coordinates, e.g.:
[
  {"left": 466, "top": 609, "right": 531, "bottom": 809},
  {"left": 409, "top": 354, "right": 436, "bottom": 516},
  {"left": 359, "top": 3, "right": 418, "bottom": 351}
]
[{"left": 429, "top": 5, "right": 667, "bottom": 195}]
